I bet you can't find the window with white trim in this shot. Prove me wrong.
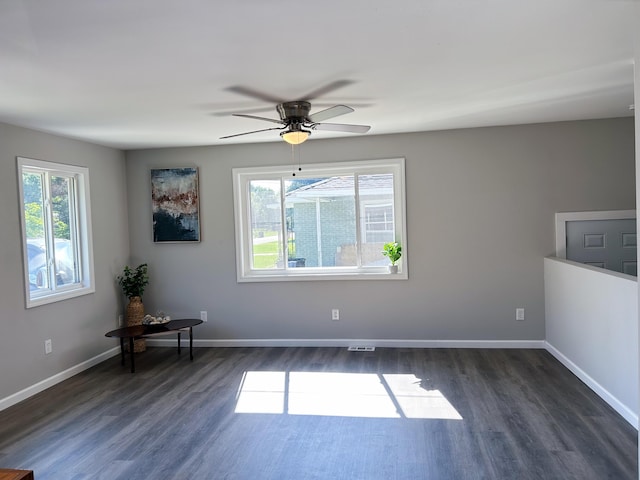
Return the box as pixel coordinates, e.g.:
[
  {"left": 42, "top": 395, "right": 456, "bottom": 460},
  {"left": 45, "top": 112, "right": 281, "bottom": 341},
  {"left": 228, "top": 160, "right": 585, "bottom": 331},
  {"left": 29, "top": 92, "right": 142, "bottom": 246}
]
[
  {"left": 232, "top": 158, "right": 407, "bottom": 282},
  {"left": 17, "top": 157, "right": 95, "bottom": 308}
]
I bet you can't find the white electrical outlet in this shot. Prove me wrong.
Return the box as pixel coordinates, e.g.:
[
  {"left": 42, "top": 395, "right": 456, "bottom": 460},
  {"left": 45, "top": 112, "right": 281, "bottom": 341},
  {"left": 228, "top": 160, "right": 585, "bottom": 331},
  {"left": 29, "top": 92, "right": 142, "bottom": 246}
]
[
  {"left": 200, "top": 311, "right": 208, "bottom": 322},
  {"left": 516, "top": 308, "right": 525, "bottom": 321},
  {"left": 332, "top": 309, "right": 340, "bottom": 321},
  {"left": 45, "top": 339, "right": 52, "bottom": 354},
  {"left": 118, "top": 314, "right": 124, "bottom": 326}
]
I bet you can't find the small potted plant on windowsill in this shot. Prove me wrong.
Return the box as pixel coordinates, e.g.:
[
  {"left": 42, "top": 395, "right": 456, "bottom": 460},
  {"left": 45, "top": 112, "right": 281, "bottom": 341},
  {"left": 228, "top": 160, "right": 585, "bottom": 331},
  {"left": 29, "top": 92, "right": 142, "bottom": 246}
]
[{"left": 382, "top": 242, "right": 402, "bottom": 273}]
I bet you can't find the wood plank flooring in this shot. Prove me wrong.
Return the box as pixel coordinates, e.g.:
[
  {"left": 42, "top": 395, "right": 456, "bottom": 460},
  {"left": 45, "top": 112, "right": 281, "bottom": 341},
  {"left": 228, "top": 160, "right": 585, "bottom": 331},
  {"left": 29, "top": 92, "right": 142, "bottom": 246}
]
[{"left": 0, "top": 347, "right": 636, "bottom": 479}]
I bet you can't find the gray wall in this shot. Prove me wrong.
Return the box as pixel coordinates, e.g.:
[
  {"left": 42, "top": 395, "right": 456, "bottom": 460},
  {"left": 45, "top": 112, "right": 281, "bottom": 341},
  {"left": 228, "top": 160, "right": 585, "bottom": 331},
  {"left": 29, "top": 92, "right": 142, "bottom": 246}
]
[
  {"left": 0, "top": 116, "right": 634, "bottom": 406},
  {"left": 125, "top": 118, "right": 635, "bottom": 343},
  {"left": 0, "top": 123, "right": 129, "bottom": 401}
]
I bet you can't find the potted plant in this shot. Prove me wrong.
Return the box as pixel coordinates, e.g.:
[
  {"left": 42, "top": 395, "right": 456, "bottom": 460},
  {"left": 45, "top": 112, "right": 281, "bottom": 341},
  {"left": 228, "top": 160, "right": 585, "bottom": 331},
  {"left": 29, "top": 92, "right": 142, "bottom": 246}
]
[
  {"left": 117, "top": 263, "right": 149, "bottom": 352},
  {"left": 117, "top": 263, "right": 149, "bottom": 299},
  {"left": 382, "top": 242, "right": 402, "bottom": 273}
]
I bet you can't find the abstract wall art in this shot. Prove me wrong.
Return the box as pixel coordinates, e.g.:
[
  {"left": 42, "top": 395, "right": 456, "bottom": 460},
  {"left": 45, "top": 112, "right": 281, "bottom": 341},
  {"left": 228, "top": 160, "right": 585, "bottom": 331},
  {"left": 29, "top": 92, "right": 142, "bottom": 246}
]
[{"left": 150, "top": 167, "right": 200, "bottom": 242}]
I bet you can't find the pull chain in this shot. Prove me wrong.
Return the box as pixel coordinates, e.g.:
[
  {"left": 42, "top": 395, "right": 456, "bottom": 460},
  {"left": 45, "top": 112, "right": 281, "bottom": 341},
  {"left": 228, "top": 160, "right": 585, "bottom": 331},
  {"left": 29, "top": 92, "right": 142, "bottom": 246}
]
[
  {"left": 291, "top": 143, "right": 296, "bottom": 176},
  {"left": 291, "top": 144, "right": 303, "bottom": 176}
]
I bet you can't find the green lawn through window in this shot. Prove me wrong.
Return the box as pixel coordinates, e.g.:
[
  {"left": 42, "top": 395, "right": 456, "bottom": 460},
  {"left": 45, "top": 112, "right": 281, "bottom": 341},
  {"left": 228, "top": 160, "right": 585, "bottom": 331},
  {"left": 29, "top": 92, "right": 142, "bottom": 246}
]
[
  {"left": 252, "top": 240, "right": 279, "bottom": 269},
  {"left": 252, "top": 239, "right": 298, "bottom": 269}
]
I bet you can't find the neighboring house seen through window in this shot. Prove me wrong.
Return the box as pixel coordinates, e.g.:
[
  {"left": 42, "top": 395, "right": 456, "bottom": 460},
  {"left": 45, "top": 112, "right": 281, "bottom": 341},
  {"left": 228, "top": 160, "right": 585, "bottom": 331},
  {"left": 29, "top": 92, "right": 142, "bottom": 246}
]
[
  {"left": 233, "top": 158, "right": 406, "bottom": 281},
  {"left": 363, "top": 203, "right": 395, "bottom": 243},
  {"left": 17, "top": 157, "right": 95, "bottom": 308}
]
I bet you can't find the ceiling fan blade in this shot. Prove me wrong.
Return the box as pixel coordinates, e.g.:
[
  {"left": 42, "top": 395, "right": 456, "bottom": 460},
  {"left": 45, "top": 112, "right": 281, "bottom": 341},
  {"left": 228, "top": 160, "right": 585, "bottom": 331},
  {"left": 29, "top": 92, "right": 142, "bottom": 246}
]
[
  {"left": 225, "top": 86, "right": 287, "bottom": 104},
  {"left": 220, "top": 127, "right": 284, "bottom": 139},
  {"left": 308, "top": 105, "right": 354, "bottom": 123},
  {"left": 233, "top": 113, "right": 284, "bottom": 125},
  {"left": 211, "top": 106, "right": 278, "bottom": 117},
  {"left": 312, "top": 123, "right": 371, "bottom": 134},
  {"left": 300, "top": 80, "right": 355, "bottom": 101}
]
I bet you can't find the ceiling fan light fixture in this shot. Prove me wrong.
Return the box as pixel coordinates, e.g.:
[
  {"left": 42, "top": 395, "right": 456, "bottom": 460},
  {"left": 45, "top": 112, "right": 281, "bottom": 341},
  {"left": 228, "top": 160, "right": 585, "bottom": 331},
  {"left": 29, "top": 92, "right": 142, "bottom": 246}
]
[{"left": 281, "top": 128, "right": 310, "bottom": 145}]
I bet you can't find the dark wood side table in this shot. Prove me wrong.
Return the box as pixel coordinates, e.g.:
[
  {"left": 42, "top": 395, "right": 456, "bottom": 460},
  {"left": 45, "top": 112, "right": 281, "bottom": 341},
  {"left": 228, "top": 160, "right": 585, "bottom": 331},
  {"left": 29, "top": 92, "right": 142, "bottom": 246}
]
[
  {"left": 0, "top": 470, "right": 34, "bottom": 480},
  {"left": 105, "top": 318, "right": 203, "bottom": 373}
]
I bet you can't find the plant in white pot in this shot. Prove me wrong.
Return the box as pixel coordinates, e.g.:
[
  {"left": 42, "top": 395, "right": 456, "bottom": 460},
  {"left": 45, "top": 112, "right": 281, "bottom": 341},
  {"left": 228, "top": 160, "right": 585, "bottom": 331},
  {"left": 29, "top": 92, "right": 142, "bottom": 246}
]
[
  {"left": 117, "top": 263, "right": 149, "bottom": 352},
  {"left": 382, "top": 242, "right": 402, "bottom": 273}
]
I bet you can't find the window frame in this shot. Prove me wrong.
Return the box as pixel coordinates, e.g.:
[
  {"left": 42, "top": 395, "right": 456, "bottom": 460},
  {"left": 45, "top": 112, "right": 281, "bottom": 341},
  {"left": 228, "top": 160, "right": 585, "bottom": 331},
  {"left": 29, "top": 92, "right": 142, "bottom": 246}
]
[
  {"left": 232, "top": 158, "right": 407, "bottom": 282},
  {"left": 17, "top": 157, "right": 95, "bottom": 308}
]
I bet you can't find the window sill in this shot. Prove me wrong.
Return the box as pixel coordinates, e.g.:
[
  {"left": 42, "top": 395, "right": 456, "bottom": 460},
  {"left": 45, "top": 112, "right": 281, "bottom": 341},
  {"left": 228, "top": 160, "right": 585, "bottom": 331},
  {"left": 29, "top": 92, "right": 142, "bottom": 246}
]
[
  {"left": 237, "top": 269, "right": 408, "bottom": 283},
  {"left": 26, "top": 285, "right": 95, "bottom": 309}
]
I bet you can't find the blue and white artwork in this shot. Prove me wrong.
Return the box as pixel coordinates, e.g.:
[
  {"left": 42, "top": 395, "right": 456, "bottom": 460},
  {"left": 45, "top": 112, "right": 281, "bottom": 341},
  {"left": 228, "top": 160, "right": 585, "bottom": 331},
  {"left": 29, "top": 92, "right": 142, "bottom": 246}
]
[{"left": 151, "top": 168, "right": 200, "bottom": 242}]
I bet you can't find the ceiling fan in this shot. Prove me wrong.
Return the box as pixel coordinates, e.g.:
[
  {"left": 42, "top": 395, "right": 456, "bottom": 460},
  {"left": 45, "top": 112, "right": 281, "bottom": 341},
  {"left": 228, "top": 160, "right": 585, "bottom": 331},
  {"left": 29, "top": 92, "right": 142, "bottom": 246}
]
[{"left": 219, "top": 81, "right": 371, "bottom": 145}]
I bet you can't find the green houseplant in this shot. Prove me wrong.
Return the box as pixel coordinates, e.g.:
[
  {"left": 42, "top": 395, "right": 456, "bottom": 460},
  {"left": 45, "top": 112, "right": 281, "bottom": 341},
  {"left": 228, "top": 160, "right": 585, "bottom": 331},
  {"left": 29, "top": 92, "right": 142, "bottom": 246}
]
[
  {"left": 117, "top": 263, "right": 149, "bottom": 299},
  {"left": 382, "top": 242, "right": 402, "bottom": 273},
  {"left": 117, "top": 263, "right": 149, "bottom": 352}
]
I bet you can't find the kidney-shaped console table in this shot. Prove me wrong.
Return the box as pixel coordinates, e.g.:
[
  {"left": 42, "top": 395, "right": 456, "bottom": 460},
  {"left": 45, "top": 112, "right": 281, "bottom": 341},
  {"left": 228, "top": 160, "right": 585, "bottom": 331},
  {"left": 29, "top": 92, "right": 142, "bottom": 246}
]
[{"left": 105, "top": 318, "right": 203, "bottom": 373}]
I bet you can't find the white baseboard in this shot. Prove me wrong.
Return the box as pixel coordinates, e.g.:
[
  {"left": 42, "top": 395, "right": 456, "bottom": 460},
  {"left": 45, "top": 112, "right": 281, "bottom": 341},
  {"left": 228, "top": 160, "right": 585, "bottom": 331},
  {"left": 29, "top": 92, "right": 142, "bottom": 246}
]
[
  {"left": 0, "top": 347, "right": 120, "bottom": 412},
  {"left": 146, "top": 337, "right": 546, "bottom": 349},
  {"left": 545, "top": 341, "right": 638, "bottom": 429},
  {"left": 2, "top": 338, "right": 544, "bottom": 413},
  {"left": 5, "top": 339, "right": 633, "bottom": 433}
]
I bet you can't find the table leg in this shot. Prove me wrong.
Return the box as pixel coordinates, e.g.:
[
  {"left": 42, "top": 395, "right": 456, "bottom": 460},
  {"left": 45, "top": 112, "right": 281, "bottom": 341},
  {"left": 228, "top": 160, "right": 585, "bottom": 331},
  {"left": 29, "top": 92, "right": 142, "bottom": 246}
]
[
  {"left": 189, "top": 327, "right": 194, "bottom": 361},
  {"left": 120, "top": 338, "right": 125, "bottom": 366},
  {"left": 129, "top": 337, "right": 135, "bottom": 373},
  {"left": 177, "top": 332, "right": 182, "bottom": 355}
]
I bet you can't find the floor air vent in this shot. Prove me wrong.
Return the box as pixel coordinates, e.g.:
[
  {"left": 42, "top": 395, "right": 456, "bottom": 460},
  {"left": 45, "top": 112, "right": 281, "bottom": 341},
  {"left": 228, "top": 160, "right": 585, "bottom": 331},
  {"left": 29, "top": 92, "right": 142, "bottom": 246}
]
[{"left": 347, "top": 346, "right": 375, "bottom": 352}]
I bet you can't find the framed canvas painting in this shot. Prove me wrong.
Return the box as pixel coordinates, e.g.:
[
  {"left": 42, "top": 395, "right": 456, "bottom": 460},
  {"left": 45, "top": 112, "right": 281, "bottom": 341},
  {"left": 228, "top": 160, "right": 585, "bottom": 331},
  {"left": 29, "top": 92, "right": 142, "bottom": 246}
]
[{"left": 151, "top": 167, "right": 200, "bottom": 242}]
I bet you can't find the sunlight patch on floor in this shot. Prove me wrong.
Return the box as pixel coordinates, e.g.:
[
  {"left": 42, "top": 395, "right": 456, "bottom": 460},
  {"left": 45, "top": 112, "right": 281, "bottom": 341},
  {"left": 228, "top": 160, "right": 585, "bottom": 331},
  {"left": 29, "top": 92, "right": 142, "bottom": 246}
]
[{"left": 234, "top": 371, "right": 463, "bottom": 420}]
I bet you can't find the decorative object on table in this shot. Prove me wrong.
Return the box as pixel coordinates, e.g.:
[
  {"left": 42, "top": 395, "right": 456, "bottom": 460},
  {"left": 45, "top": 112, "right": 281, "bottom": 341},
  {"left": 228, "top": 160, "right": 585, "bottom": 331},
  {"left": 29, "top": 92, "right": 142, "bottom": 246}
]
[
  {"left": 151, "top": 167, "right": 200, "bottom": 243},
  {"left": 117, "top": 263, "right": 149, "bottom": 352},
  {"left": 142, "top": 312, "right": 171, "bottom": 325},
  {"left": 382, "top": 241, "right": 402, "bottom": 273}
]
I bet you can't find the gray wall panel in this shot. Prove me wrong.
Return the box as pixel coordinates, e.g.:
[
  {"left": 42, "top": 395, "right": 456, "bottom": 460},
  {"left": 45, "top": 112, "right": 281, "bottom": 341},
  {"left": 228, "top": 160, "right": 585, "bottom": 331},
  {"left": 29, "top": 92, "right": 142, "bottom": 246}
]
[
  {"left": 0, "top": 123, "right": 129, "bottom": 401},
  {"left": 0, "top": 116, "right": 634, "bottom": 405},
  {"left": 124, "top": 118, "right": 635, "bottom": 343}
]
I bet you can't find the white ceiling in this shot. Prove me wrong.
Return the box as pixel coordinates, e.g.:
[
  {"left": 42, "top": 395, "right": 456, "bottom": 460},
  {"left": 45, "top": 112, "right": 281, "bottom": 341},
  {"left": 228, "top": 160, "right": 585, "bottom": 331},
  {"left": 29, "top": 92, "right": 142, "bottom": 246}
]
[{"left": 0, "top": 0, "right": 635, "bottom": 150}]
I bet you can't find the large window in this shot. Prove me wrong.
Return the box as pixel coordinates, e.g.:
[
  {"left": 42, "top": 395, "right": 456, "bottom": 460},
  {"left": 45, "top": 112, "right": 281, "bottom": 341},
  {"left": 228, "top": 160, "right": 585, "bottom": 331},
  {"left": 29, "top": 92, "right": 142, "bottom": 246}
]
[
  {"left": 233, "top": 158, "right": 406, "bottom": 281},
  {"left": 17, "top": 157, "right": 95, "bottom": 308}
]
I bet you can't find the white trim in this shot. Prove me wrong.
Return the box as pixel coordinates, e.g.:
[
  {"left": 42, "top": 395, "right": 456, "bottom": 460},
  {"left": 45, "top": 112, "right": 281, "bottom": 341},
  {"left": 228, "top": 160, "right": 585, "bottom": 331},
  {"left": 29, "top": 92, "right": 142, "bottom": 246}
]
[
  {"left": 16, "top": 156, "right": 96, "bottom": 308},
  {"left": 0, "top": 347, "right": 119, "bottom": 412},
  {"left": 232, "top": 158, "right": 408, "bottom": 282},
  {"left": 555, "top": 209, "right": 636, "bottom": 259},
  {"left": 545, "top": 341, "right": 638, "bottom": 429},
  {"left": 147, "top": 337, "right": 546, "bottom": 349}
]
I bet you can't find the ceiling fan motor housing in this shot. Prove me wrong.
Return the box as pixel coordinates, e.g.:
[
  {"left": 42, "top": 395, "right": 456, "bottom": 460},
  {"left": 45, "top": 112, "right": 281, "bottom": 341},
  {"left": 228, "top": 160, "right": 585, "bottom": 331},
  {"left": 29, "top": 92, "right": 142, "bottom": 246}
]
[{"left": 277, "top": 101, "right": 312, "bottom": 123}]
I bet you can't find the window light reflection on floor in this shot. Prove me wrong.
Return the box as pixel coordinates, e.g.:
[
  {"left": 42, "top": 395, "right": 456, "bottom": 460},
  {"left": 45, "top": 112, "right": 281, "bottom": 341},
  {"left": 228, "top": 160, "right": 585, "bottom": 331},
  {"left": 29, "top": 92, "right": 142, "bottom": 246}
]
[{"left": 234, "top": 371, "right": 463, "bottom": 420}]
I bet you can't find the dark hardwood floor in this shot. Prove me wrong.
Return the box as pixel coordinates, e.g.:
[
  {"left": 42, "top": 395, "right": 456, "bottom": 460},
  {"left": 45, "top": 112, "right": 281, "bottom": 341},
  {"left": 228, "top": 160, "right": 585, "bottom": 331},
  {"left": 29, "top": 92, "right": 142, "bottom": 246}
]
[{"left": 0, "top": 347, "right": 636, "bottom": 479}]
